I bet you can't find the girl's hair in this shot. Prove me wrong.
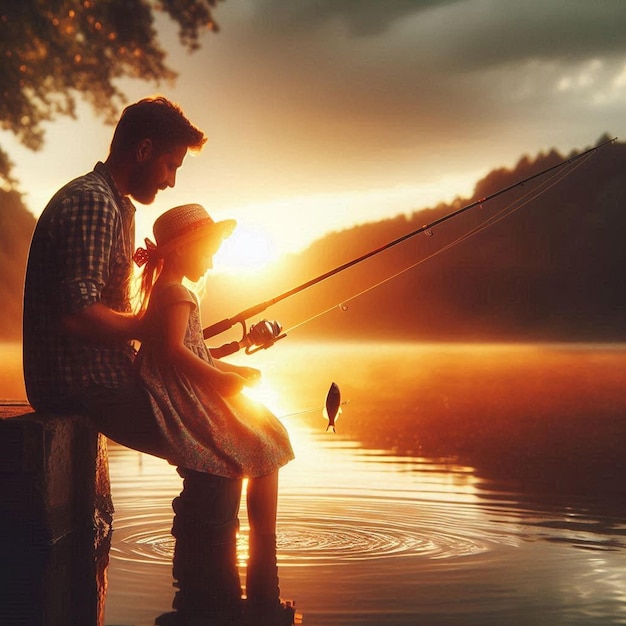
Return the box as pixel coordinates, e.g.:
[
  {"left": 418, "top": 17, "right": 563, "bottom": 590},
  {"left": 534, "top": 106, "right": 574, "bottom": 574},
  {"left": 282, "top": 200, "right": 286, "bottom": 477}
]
[
  {"left": 134, "top": 249, "right": 208, "bottom": 317},
  {"left": 135, "top": 254, "right": 163, "bottom": 318}
]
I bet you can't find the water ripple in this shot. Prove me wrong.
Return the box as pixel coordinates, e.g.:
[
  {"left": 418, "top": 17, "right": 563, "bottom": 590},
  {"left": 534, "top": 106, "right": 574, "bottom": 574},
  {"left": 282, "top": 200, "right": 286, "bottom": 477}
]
[
  {"left": 110, "top": 510, "right": 174, "bottom": 565},
  {"left": 277, "top": 517, "right": 489, "bottom": 563},
  {"left": 110, "top": 491, "right": 511, "bottom": 567}
]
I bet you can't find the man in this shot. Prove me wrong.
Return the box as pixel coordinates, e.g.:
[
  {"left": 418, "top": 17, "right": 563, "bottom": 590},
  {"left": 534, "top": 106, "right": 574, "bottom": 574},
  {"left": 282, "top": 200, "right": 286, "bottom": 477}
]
[
  {"left": 23, "top": 96, "right": 204, "bottom": 424},
  {"left": 22, "top": 97, "right": 249, "bottom": 626}
]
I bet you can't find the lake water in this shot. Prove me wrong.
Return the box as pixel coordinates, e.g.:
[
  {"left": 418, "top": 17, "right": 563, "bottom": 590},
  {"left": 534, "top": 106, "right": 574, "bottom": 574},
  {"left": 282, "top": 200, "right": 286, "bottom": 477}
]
[{"left": 2, "top": 341, "right": 626, "bottom": 626}]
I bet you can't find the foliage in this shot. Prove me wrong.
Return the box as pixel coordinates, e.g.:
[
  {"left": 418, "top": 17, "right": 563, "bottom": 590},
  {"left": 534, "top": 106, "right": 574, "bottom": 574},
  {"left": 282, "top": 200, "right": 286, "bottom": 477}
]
[
  {"left": 0, "top": 0, "right": 220, "bottom": 184},
  {"left": 0, "top": 146, "right": 15, "bottom": 191}
]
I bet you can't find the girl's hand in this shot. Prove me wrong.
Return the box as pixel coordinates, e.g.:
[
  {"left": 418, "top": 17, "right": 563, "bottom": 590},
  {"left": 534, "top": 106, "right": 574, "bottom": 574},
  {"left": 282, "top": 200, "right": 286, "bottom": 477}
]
[
  {"left": 215, "top": 361, "right": 262, "bottom": 387},
  {"left": 237, "top": 366, "right": 262, "bottom": 387},
  {"left": 214, "top": 371, "right": 247, "bottom": 397}
]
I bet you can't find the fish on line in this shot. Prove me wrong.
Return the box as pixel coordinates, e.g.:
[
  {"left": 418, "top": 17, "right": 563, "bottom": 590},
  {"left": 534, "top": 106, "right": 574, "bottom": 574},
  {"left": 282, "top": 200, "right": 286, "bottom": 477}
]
[{"left": 324, "top": 382, "right": 342, "bottom": 433}]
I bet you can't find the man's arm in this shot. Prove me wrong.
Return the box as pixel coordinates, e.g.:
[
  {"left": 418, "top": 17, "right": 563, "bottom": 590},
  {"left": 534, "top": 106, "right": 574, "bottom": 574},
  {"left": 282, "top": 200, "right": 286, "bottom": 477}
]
[
  {"left": 57, "top": 184, "right": 139, "bottom": 343},
  {"left": 61, "top": 302, "right": 142, "bottom": 342}
]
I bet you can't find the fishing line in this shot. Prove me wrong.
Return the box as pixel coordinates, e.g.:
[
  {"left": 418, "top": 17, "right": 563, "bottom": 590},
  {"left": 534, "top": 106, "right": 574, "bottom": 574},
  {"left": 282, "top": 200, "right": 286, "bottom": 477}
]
[
  {"left": 204, "top": 138, "right": 614, "bottom": 356},
  {"left": 283, "top": 149, "right": 596, "bottom": 336},
  {"left": 277, "top": 401, "right": 349, "bottom": 419}
]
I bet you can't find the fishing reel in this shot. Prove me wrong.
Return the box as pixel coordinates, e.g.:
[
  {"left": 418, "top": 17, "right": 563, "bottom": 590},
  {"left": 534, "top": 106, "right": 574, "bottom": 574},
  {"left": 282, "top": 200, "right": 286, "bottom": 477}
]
[
  {"left": 209, "top": 318, "right": 286, "bottom": 358},
  {"left": 242, "top": 318, "right": 286, "bottom": 354}
]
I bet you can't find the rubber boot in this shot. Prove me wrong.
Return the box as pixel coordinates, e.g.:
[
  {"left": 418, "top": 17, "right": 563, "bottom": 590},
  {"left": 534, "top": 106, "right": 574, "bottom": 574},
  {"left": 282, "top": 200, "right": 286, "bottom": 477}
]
[
  {"left": 245, "top": 533, "right": 295, "bottom": 626},
  {"left": 156, "top": 514, "right": 243, "bottom": 626}
]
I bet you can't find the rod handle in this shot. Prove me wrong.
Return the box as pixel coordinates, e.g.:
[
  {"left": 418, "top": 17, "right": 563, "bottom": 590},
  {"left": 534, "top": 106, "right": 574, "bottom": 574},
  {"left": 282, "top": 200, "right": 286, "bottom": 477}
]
[
  {"left": 203, "top": 317, "right": 234, "bottom": 339},
  {"left": 202, "top": 301, "right": 270, "bottom": 339},
  {"left": 209, "top": 341, "right": 241, "bottom": 359}
]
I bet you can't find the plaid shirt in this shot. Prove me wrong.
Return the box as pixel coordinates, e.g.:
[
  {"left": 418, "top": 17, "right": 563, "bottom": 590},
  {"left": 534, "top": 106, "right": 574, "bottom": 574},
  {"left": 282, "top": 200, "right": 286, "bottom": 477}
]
[{"left": 23, "top": 162, "right": 137, "bottom": 411}]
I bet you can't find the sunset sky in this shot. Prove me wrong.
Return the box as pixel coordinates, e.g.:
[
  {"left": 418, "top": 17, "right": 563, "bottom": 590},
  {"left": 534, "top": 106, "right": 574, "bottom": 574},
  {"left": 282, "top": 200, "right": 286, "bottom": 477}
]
[{"left": 3, "top": 0, "right": 626, "bottom": 267}]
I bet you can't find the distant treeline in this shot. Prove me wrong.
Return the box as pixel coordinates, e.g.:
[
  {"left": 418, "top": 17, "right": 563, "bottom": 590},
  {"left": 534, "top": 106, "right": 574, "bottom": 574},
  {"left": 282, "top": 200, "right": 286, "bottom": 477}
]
[
  {"left": 2, "top": 137, "right": 626, "bottom": 342},
  {"left": 0, "top": 189, "right": 35, "bottom": 340},
  {"left": 206, "top": 136, "right": 626, "bottom": 342}
]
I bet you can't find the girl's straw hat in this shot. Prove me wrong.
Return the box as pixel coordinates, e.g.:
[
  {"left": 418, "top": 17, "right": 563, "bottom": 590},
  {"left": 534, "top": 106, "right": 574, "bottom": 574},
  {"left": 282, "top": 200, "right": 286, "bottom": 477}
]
[
  {"left": 155, "top": 203, "right": 236, "bottom": 251},
  {"left": 134, "top": 204, "right": 236, "bottom": 266}
]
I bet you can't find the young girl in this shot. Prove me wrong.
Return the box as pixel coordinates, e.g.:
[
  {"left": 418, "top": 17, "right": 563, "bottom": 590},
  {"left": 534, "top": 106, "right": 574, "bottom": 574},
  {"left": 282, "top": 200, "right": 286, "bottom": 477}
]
[{"left": 133, "top": 204, "right": 295, "bottom": 626}]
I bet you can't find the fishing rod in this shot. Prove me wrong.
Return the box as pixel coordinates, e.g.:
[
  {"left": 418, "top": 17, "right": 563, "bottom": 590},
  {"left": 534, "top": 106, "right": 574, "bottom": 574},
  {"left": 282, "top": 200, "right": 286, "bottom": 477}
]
[
  {"left": 283, "top": 148, "right": 596, "bottom": 338},
  {"left": 205, "top": 137, "right": 616, "bottom": 358}
]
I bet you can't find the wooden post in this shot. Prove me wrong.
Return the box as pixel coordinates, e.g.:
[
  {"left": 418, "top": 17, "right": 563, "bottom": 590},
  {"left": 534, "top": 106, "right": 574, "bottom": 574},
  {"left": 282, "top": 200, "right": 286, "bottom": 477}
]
[{"left": 0, "top": 403, "right": 114, "bottom": 626}]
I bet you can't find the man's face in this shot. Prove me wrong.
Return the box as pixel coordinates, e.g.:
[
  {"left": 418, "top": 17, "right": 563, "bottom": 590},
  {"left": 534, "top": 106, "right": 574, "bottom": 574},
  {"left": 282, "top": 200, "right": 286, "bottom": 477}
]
[{"left": 128, "top": 142, "right": 188, "bottom": 205}]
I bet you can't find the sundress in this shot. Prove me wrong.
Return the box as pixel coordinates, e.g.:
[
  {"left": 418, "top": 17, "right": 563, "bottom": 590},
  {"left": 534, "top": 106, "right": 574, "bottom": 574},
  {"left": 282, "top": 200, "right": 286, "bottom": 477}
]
[{"left": 136, "top": 282, "right": 294, "bottom": 477}]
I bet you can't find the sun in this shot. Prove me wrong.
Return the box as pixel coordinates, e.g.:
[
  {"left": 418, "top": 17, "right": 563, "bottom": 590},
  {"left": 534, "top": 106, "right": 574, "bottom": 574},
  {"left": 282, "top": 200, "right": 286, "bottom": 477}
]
[{"left": 213, "top": 224, "right": 277, "bottom": 273}]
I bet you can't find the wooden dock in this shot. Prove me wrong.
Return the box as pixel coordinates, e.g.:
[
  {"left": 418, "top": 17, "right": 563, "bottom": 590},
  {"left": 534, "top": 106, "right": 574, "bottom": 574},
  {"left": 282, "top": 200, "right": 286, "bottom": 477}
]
[{"left": 0, "top": 402, "right": 113, "bottom": 626}]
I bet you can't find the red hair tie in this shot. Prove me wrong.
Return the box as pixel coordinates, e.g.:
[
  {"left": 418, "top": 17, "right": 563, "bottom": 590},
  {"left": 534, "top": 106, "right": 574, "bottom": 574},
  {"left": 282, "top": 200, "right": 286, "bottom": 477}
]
[{"left": 133, "top": 238, "right": 158, "bottom": 267}]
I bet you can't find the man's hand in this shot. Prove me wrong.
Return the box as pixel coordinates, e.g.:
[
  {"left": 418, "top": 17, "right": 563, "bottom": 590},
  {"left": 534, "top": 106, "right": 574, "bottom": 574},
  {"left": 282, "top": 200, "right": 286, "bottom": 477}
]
[{"left": 61, "top": 302, "right": 142, "bottom": 342}]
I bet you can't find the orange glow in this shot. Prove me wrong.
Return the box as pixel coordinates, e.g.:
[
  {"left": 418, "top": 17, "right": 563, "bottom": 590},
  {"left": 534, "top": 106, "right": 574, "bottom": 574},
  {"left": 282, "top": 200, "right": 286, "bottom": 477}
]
[
  {"left": 0, "top": 342, "right": 26, "bottom": 401},
  {"left": 213, "top": 223, "right": 278, "bottom": 273},
  {"left": 240, "top": 375, "right": 288, "bottom": 418}
]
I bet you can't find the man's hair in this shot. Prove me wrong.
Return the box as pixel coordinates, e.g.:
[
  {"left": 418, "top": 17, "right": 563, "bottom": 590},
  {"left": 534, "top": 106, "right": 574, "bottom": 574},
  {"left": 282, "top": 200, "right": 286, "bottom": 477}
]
[{"left": 109, "top": 96, "right": 207, "bottom": 157}]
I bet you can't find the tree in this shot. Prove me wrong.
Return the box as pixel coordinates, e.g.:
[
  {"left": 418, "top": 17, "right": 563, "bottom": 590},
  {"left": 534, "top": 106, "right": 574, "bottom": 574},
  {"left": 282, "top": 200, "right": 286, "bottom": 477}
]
[{"left": 0, "top": 0, "right": 221, "bottom": 187}]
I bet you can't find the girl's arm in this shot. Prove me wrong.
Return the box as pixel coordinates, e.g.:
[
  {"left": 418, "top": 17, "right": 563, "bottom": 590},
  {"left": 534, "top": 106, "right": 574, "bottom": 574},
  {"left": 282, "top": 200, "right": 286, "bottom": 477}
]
[
  {"left": 214, "top": 360, "right": 261, "bottom": 386},
  {"left": 162, "top": 301, "right": 247, "bottom": 396}
]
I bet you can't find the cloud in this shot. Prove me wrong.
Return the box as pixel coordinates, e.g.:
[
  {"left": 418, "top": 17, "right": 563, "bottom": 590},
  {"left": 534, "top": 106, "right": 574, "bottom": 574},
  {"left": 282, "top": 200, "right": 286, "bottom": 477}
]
[
  {"left": 432, "top": 0, "right": 626, "bottom": 71},
  {"left": 250, "top": 0, "right": 463, "bottom": 36},
  {"left": 244, "top": 0, "right": 626, "bottom": 131},
  {"left": 248, "top": 0, "right": 626, "bottom": 70},
  {"left": 154, "top": 0, "right": 626, "bottom": 216}
]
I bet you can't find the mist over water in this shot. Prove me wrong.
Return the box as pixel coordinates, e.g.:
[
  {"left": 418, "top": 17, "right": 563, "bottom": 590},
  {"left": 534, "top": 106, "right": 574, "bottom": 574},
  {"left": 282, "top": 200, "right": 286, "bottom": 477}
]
[{"left": 2, "top": 341, "right": 626, "bottom": 625}]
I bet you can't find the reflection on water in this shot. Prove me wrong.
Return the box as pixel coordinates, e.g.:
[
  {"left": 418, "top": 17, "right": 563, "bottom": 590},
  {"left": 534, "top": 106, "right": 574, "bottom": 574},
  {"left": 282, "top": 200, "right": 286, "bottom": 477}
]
[
  {"left": 105, "top": 426, "right": 626, "bottom": 626},
  {"left": 102, "top": 342, "right": 626, "bottom": 626},
  {"left": 2, "top": 341, "right": 626, "bottom": 625}
]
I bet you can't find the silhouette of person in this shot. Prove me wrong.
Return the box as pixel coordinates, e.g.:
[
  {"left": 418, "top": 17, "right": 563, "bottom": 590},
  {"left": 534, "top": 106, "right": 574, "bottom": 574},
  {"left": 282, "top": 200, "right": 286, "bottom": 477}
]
[
  {"left": 133, "top": 203, "right": 295, "bottom": 625},
  {"left": 22, "top": 97, "right": 292, "bottom": 625}
]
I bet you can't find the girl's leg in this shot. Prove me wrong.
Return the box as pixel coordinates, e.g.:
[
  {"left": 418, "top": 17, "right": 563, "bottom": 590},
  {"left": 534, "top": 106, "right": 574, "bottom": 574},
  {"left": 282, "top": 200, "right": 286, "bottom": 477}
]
[
  {"left": 245, "top": 471, "right": 294, "bottom": 624},
  {"left": 247, "top": 470, "right": 278, "bottom": 535}
]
